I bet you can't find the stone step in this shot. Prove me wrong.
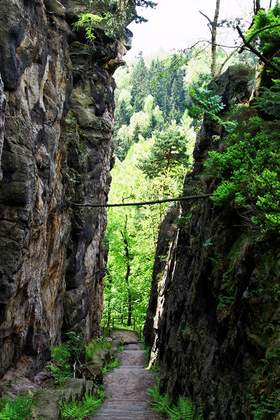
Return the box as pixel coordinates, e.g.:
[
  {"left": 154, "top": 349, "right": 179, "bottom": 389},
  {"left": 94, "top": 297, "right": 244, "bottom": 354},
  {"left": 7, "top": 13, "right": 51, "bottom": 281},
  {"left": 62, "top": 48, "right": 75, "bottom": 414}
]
[
  {"left": 93, "top": 415, "right": 159, "bottom": 419},
  {"left": 93, "top": 412, "right": 161, "bottom": 420},
  {"left": 99, "top": 400, "right": 151, "bottom": 411},
  {"left": 118, "top": 350, "right": 146, "bottom": 366},
  {"left": 124, "top": 343, "right": 142, "bottom": 351}
]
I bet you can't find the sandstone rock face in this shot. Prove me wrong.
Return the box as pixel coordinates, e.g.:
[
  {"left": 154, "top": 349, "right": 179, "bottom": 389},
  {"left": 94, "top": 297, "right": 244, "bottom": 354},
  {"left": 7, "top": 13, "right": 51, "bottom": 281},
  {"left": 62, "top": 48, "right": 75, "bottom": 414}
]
[
  {"left": 0, "top": 0, "right": 127, "bottom": 376},
  {"left": 144, "top": 66, "right": 280, "bottom": 418},
  {"left": 0, "top": 76, "right": 5, "bottom": 181}
]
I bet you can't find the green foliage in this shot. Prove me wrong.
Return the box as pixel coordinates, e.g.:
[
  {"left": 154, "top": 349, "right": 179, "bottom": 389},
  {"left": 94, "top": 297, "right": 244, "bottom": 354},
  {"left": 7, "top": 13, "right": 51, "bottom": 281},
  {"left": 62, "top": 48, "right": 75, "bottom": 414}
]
[
  {"left": 0, "top": 394, "right": 33, "bottom": 420},
  {"left": 102, "top": 357, "right": 120, "bottom": 374},
  {"left": 146, "top": 54, "right": 188, "bottom": 122},
  {"left": 64, "top": 331, "right": 83, "bottom": 359},
  {"left": 148, "top": 385, "right": 202, "bottom": 420},
  {"left": 205, "top": 109, "right": 280, "bottom": 234},
  {"left": 113, "top": 52, "right": 189, "bottom": 160},
  {"left": 102, "top": 130, "right": 194, "bottom": 332},
  {"left": 246, "top": 4, "right": 280, "bottom": 56},
  {"left": 250, "top": 391, "right": 280, "bottom": 420},
  {"left": 59, "top": 390, "right": 105, "bottom": 420},
  {"left": 74, "top": 0, "right": 157, "bottom": 41},
  {"left": 47, "top": 332, "right": 83, "bottom": 386},
  {"left": 74, "top": 13, "right": 104, "bottom": 40},
  {"left": 254, "top": 79, "right": 280, "bottom": 117},
  {"left": 138, "top": 122, "right": 189, "bottom": 178},
  {"left": 85, "top": 337, "right": 112, "bottom": 361},
  {"left": 131, "top": 53, "right": 149, "bottom": 113},
  {"left": 187, "top": 74, "right": 224, "bottom": 125},
  {"left": 47, "top": 344, "right": 72, "bottom": 386}
]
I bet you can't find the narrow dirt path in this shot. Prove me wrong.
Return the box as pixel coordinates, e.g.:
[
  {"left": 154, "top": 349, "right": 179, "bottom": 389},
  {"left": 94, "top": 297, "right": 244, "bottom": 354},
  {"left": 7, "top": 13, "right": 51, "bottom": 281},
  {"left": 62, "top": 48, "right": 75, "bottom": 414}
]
[{"left": 92, "top": 330, "right": 163, "bottom": 420}]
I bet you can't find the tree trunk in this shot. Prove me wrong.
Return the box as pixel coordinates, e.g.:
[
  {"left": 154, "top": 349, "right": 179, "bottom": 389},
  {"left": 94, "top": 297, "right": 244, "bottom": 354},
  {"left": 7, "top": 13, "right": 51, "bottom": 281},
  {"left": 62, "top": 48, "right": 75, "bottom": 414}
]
[
  {"left": 106, "top": 272, "right": 113, "bottom": 328},
  {"left": 121, "top": 216, "right": 133, "bottom": 327},
  {"left": 211, "top": 0, "right": 221, "bottom": 77},
  {"left": 254, "top": 0, "right": 261, "bottom": 13}
]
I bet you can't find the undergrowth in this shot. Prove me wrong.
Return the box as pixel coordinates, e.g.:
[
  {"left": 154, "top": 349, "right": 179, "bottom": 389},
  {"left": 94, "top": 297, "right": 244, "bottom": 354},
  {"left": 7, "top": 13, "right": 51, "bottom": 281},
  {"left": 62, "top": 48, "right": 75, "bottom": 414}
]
[
  {"left": 48, "top": 333, "right": 114, "bottom": 385},
  {"left": 102, "top": 357, "right": 120, "bottom": 374},
  {"left": 148, "top": 384, "right": 203, "bottom": 420},
  {"left": 59, "top": 388, "right": 105, "bottom": 420},
  {"left": 85, "top": 337, "right": 112, "bottom": 361},
  {"left": 0, "top": 394, "right": 33, "bottom": 420},
  {"left": 47, "top": 343, "right": 73, "bottom": 386}
]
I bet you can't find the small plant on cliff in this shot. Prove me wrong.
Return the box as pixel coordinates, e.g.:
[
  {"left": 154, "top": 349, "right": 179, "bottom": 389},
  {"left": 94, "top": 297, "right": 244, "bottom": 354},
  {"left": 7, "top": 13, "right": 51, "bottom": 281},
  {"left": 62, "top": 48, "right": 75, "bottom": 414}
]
[
  {"left": 74, "top": 13, "right": 104, "bottom": 40},
  {"left": 75, "top": 0, "right": 157, "bottom": 41},
  {"left": 0, "top": 394, "right": 33, "bottom": 420}
]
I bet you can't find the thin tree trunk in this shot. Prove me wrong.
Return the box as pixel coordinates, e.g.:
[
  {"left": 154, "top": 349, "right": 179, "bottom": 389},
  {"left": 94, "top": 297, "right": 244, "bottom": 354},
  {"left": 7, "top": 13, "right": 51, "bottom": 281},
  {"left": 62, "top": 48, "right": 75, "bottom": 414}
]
[
  {"left": 254, "top": 0, "right": 261, "bottom": 13},
  {"left": 211, "top": 0, "right": 221, "bottom": 77},
  {"left": 106, "top": 272, "right": 113, "bottom": 328},
  {"left": 121, "top": 216, "right": 133, "bottom": 327}
]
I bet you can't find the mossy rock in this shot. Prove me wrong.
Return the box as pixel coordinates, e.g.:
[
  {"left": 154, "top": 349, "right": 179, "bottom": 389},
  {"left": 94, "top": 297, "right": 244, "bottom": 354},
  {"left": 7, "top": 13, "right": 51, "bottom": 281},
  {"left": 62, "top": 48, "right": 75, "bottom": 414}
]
[{"left": 32, "top": 379, "right": 95, "bottom": 419}]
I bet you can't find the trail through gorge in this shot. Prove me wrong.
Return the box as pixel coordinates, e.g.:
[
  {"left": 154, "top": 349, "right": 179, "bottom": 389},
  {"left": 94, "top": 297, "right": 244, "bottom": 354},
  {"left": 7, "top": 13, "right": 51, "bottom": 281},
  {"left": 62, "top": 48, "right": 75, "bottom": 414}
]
[{"left": 93, "top": 330, "right": 163, "bottom": 420}]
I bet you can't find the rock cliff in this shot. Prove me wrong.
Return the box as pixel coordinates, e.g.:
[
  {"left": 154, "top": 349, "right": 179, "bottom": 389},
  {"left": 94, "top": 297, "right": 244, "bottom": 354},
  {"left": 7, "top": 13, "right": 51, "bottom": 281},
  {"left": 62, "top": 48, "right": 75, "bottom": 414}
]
[
  {"left": 144, "top": 66, "right": 280, "bottom": 418},
  {"left": 0, "top": 0, "right": 130, "bottom": 377}
]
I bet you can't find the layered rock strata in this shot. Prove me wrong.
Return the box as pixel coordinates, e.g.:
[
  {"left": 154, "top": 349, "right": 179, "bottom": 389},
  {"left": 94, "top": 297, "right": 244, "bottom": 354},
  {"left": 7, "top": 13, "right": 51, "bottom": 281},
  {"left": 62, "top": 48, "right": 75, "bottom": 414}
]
[{"left": 0, "top": 0, "right": 129, "bottom": 377}]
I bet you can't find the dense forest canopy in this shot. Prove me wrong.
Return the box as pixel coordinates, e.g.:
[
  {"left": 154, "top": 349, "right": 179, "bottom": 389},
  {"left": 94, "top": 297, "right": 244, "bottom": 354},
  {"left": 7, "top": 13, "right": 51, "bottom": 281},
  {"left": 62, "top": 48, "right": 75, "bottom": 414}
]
[{"left": 101, "top": 0, "right": 269, "bottom": 330}]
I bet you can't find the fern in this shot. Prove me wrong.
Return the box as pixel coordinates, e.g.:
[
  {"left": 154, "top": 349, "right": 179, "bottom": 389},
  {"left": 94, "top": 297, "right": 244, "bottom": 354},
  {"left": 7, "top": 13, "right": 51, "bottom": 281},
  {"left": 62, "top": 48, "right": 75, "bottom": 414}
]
[
  {"left": 0, "top": 394, "right": 33, "bottom": 420},
  {"left": 59, "top": 392, "right": 104, "bottom": 419},
  {"left": 148, "top": 385, "right": 203, "bottom": 420},
  {"left": 148, "top": 385, "right": 172, "bottom": 414}
]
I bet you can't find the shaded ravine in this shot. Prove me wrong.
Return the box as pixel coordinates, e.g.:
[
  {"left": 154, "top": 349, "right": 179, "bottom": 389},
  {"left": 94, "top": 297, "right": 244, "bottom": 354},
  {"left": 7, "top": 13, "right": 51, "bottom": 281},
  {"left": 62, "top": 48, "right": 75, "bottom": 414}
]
[{"left": 93, "top": 331, "right": 163, "bottom": 420}]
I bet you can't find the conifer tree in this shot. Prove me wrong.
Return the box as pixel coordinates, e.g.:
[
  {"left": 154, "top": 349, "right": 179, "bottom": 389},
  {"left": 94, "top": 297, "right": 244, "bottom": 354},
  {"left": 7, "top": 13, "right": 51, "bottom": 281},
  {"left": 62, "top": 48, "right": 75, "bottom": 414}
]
[{"left": 131, "top": 53, "right": 148, "bottom": 112}]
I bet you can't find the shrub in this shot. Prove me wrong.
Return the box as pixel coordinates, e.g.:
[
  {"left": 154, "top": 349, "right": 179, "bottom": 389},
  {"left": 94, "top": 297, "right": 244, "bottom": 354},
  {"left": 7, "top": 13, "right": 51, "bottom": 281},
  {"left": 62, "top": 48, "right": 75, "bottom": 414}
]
[{"left": 205, "top": 107, "right": 280, "bottom": 234}]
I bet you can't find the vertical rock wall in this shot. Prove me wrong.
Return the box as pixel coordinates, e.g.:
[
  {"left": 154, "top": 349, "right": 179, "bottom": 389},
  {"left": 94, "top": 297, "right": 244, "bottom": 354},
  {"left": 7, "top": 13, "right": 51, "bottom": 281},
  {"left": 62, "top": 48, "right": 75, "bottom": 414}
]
[
  {"left": 0, "top": 0, "right": 128, "bottom": 377},
  {"left": 144, "top": 66, "right": 280, "bottom": 418}
]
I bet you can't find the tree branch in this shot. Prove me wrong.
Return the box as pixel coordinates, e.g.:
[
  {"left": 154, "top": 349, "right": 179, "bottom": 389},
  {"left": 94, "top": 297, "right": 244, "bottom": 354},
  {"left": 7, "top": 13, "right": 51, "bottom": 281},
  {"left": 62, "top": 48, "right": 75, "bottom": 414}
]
[
  {"left": 199, "top": 11, "right": 213, "bottom": 34},
  {"left": 218, "top": 47, "right": 240, "bottom": 75},
  {"left": 236, "top": 25, "right": 280, "bottom": 72}
]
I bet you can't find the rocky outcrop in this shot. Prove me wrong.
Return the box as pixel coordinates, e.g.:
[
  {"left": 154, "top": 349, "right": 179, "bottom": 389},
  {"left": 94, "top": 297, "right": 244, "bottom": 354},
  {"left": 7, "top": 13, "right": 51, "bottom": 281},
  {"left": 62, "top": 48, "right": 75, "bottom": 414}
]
[
  {"left": 0, "top": 0, "right": 130, "bottom": 378},
  {"left": 144, "top": 66, "right": 280, "bottom": 418}
]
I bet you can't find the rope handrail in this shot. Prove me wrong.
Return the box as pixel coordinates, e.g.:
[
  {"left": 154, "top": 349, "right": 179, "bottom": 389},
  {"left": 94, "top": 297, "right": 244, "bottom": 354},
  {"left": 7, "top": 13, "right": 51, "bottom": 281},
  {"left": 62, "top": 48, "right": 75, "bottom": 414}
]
[{"left": 70, "top": 194, "right": 212, "bottom": 208}]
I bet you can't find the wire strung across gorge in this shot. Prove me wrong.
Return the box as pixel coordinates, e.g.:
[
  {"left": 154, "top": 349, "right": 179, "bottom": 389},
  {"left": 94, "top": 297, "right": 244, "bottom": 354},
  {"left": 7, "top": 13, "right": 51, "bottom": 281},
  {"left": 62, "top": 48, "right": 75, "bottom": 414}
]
[{"left": 70, "top": 194, "right": 212, "bottom": 208}]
